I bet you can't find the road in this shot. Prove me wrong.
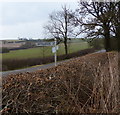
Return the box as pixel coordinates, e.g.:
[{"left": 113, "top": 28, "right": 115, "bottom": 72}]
[
  {"left": 1, "top": 60, "right": 69, "bottom": 77},
  {"left": 95, "top": 49, "right": 106, "bottom": 53},
  {"left": 1, "top": 49, "right": 106, "bottom": 77}
]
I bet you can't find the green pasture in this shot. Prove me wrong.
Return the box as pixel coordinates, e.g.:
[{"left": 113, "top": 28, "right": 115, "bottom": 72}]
[{"left": 1, "top": 41, "right": 90, "bottom": 60}]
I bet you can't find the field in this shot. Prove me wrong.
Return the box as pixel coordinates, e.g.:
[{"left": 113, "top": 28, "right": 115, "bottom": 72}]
[
  {"left": 2, "top": 52, "right": 119, "bottom": 114},
  {"left": 2, "top": 40, "right": 94, "bottom": 71},
  {"left": 1, "top": 41, "right": 89, "bottom": 60},
  {"left": 2, "top": 48, "right": 95, "bottom": 71}
]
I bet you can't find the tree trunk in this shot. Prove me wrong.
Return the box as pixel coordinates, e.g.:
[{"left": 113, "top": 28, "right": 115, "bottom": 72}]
[
  {"left": 104, "top": 24, "right": 111, "bottom": 52},
  {"left": 117, "top": 2, "right": 120, "bottom": 51},
  {"left": 104, "top": 34, "right": 111, "bottom": 52},
  {"left": 64, "top": 38, "right": 68, "bottom": 55},
  {"left": 64, "top": 7, "right": 68, "bottom": 56},
  {"left": 116, "top": 24, "right": 120, "bottom": 51}
]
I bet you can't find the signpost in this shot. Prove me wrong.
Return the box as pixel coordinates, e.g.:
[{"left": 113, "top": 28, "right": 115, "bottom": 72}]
[{"left": 36, "top": 39, "right": 59, "bottom": 66}]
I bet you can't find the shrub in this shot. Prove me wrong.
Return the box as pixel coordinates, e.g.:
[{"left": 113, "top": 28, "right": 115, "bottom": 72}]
[
  {"left": 110, "top": 38, "right": 118, "bottom": 51},
  {"left": 2, "top": 52, "right": 119, "bottom": 114},
  {"left": 0, "top": 47, "right": 10, "bottom": 53},
  {"left": 88, "top": 37, "right": 119, "bottom": 51},
  {"left": 88, "top": 38, "right": 104, "bottom": 50}
]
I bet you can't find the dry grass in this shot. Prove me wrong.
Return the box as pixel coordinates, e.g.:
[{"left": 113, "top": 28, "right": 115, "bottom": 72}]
[{"left": 1, "top": 52, "right": 120, "bottom": 114}]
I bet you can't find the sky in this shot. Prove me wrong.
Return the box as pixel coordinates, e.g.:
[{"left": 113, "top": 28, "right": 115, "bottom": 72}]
[{"left": 0, "top": 0, "right": 78, "bottom": 40}]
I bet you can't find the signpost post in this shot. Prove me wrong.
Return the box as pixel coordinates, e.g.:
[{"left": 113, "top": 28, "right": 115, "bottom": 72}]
[
  {"left": 54, "top": 38, "right": 57, "bottom": 66},
  {"left": 52, "top": 38, "right": 59, "bottom": 66}
]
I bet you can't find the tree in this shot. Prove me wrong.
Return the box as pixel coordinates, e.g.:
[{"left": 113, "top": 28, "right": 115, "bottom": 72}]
[
  {"left": 111, "top": 2, "right": 120, "bottom": 51},
  {"left": 75, "top": 1, "right": 118, "bottom": 52},
  {"left": 117, "top": 2, "right": 120, "bottom": 51},
  {"left": 44, "top": 5, "right": 79, "bottom": 55}
]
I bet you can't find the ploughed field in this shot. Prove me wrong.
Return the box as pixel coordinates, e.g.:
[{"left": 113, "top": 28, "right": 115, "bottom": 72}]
[{"left": 2, "top": 52, "right": 119, "bottom": 114}]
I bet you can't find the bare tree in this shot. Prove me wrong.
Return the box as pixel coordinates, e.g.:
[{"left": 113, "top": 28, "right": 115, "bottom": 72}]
[
  {"left": 111, "top": 2, "right": 120, "bottom": 51},
  {"left": 117, "top": 2, "right": 120, "bottom": 51},
  {"left": 75, "top": 1, "right": 118, "bottom": 52},
  {"left": 44, "top": 5, "right": 79, "bottom": 55}
]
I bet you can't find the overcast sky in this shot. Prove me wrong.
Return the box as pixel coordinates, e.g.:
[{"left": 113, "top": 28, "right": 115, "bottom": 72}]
[{"left": 0, "top": 0, "right": 78, "bottom": 40}]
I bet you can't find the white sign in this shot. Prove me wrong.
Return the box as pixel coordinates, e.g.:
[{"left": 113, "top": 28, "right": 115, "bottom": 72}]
[
  {"left": 52, "top": 46, "right": 59, "bottom": 53},
  {"left": 56, "top": 45, "right": 59, "bottom": 50},
  {"left": 52, "top": 47, "right": 56, "bottom": 53}
]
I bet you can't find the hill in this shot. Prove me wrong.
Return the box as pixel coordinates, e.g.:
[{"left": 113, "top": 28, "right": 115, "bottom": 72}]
[{"left": 2, "top": 52, "right": 119, "bottom": 114}]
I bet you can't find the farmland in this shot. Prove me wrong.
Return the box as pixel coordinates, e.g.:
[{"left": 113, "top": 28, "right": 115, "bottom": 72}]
[
  {"left": 1, "top": 41, "right": 89, "bottom": 60},
  {"left": 2, "top": 52, "right": 119, "bottom": 114},
  {"left": 2, "top": 48, "right": 95, "bottom": 71}
]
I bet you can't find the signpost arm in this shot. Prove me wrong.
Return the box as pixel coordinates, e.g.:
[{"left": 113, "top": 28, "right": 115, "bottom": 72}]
[{"left": 54, "top": 38, "right": 57, "bottom": 66}]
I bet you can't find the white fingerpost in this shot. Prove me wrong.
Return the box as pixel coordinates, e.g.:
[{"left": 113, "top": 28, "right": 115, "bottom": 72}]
[{"left": 54, "top": 38, "right": 57, "bottom": 66}]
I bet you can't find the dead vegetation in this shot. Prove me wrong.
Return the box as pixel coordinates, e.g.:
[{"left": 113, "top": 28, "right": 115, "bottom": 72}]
[{"left": 1, "top": 52, "right": 120, "bottom": 114}]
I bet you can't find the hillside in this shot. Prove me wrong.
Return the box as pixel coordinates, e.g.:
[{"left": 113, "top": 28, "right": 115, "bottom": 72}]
[{"left": 2, "top": 52, "right": 119, "bottom": 114}]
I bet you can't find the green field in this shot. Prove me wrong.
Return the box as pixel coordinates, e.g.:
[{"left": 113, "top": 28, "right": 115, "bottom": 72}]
[{"left": 1, "top": 41, "right": 90, "bottom": 60}]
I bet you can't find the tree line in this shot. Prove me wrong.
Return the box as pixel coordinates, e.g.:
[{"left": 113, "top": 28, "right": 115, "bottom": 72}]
[{"left": 44, "top": 1, "right": 120, "bottom": 55}]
